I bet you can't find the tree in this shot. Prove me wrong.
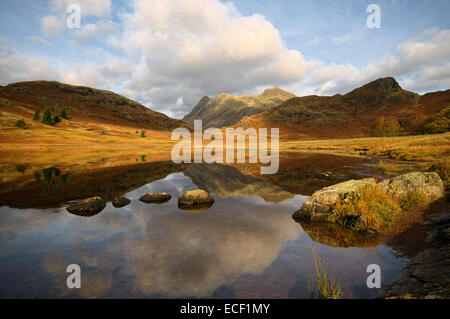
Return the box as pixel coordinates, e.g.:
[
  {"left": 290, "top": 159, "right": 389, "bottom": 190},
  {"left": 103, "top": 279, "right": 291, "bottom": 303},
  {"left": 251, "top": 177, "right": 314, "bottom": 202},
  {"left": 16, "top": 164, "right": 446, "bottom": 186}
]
[
  {"left": 374, "top": 116, "right": 403, "bottom": 137},
  {"left": 15, "top": 119, "right": 26, "bottom": 129},
  {"left": 60, "top": 108, "right": 68, "bottom": 119},
  {"left": 41, "top": 108, "right": 53, "bottom": 126},
  {"left": 33, "top": 110, "right": 40, "bottom": 121},
  {"left": 141, "top": 130, "right": 146, "bottom": 137}
]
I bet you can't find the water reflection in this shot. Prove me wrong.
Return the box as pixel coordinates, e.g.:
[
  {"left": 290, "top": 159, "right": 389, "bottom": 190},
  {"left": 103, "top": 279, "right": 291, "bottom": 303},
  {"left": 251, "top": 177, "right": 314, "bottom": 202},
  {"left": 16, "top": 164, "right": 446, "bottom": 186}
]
[{"left": 0, "top": 152, "right": 406, "bottom": 299}]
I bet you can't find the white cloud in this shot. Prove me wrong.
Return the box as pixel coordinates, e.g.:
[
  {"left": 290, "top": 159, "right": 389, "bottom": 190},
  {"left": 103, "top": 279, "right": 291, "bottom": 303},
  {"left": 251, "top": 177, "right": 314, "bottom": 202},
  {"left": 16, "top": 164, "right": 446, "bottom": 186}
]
[
  {"left": 2, "top": 1, "right": 449, "bottom": 119},
  {"left": 300, "top": 28, "right": 450, "bottom": 96}
]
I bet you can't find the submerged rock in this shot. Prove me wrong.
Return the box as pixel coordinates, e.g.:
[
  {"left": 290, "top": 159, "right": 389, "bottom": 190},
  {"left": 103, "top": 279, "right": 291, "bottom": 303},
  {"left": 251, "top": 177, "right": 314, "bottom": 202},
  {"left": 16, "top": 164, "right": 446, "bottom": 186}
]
[
  {"left": 378, "top": 172, "right": 444, "bottom": 201},
  {"left": 293, "top": 178, "right": 377, "bottom": 222},
  {"left": 66, "top": 196, "right": 106, "bottom": 216},
  {"left": 139, "top": 192, "right": 171, "bottom": 204},
  {"left": 178, "top": 190, "right": 215, "bottom": 210},
  {"left": 112, "top": 197, "right": 131, "bottom": 208}
]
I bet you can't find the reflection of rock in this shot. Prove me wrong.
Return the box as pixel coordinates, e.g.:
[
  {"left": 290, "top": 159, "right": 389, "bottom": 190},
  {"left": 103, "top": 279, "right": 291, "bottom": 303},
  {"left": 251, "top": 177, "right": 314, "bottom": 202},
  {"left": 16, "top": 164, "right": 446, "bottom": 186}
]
[
  {"left": 139, "top": 193, "right": 171, "bottom": 204},
  {"left": 112, "top": 197, "right": 131, "bottom": 208},
  {"left": 294, "top": 219, "right": 380, "bottom": 248},
  {"left": 379, "top": 172, "right": 444, "bottom": 201},
  {"left": 293, "top": 178, "right": 377, "bottom": 222},
  {"left": 0, "top": 161, "right": 188, "bottom": 209},
  {"left": 178, "top": 190, "right": 214, "bottom": 210},
  {"left": 66, "top": 196, "right": 106, "bottom": 216},
  {"left": 183, "top": 164, "right": 294, "bottom": 203}
]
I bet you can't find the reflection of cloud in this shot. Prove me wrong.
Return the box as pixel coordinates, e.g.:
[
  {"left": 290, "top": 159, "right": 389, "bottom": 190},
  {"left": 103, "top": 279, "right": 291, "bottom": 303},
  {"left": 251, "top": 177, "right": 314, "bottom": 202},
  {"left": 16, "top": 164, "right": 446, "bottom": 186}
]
[
  {"left": 115, "top": 200, "right": 302, "bottom": 297},
  {"left": 1, "top": 170, "right": 304, "bottom": 298}
]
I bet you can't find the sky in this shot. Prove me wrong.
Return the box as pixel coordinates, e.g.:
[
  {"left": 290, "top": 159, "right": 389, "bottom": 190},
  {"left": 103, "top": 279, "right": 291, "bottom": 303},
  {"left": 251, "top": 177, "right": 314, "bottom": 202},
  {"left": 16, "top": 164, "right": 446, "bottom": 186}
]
[{"left": 0, "top": 0, "right": 449, "bottom": 119}]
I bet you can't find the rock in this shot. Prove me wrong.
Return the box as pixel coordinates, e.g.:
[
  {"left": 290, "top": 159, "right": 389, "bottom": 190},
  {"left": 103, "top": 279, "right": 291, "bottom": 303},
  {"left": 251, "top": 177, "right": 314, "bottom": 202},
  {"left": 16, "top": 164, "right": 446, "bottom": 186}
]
[
  {"left": 293, "top": 178, "right": 377, "bottom": 222},
  {"left": 139, "top": 193, "right": 171, "bottom": 204},
  {"left": 378, "top": 172, "right": 444, "bottom": 201},
  {"left": 66, "top": 196, "right": 106, "bottom": 216},
  {"left": 112, "top": 197, "right": 131, "bottom": 208},
  {"left": 178, "top": 190, "right": 215, "bottom": 209}
]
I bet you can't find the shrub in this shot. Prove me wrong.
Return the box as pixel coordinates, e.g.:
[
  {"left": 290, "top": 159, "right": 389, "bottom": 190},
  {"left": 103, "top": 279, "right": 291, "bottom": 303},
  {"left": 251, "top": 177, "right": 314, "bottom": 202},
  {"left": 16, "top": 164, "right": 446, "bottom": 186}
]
[
  {"left": 41, "top": 108, "right": 53, "bottom": 126},
  {"left": 333, "top": 185, "right": 401, "bottom": 231},
  {"left": 60, "top": 108, "right": 68, "bottom": 119},
  {"left": 33, "top": 110, "right": 40, "bottom": 121},
  {"left": 422, "top": 106, "right": 450, "bottom": 134},
  {"left": 374, "top": 116, "right": 404, "bottom": 137},
  {"left": 53, "top": 115, "right": 61, "bottom": 123},
  {"left": 141, "top": 130, "right": 146, "bottom": 137},
  {"left": 15, "top": 119, "right": 26, "bottom": 129}
]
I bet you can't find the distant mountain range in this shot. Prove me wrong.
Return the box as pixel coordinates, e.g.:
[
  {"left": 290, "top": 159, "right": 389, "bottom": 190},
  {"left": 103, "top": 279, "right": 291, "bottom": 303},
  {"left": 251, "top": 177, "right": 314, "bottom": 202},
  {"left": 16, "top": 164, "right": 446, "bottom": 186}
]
[
  {"left": 183, "top": 87, "right": 295, "bottom": 128},
  {"left": 1, "top": 78, "right": 448, "bottom": 142}
]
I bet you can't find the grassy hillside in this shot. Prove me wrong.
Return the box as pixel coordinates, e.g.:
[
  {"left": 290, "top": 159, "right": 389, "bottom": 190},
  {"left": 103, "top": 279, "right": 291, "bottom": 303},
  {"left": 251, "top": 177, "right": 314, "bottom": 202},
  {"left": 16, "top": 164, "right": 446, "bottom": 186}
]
[
  {"left": 236, "top": 78, "right": 450, "bottom": 139},
  {"left": 0, "top": 80, "right": 189, "bottom": 130},
  {"left": 0, "top": 80, "right": 190, "bottom": 146}
]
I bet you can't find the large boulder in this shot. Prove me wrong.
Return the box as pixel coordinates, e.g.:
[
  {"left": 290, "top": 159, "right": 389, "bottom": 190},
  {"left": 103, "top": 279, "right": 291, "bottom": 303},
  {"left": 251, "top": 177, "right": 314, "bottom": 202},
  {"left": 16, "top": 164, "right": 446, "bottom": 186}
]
[
  {"left": 178, "top": 190, "right": 215, "bottom": 210},
  {"left": 67, "top": 196, "right": 106, "bottom": 216},
  {"left": 378, "top": 172, "right": 444, "bottom": 201},
  {"left": 293, "top": 178, "right": 377, "bottom": 222}
]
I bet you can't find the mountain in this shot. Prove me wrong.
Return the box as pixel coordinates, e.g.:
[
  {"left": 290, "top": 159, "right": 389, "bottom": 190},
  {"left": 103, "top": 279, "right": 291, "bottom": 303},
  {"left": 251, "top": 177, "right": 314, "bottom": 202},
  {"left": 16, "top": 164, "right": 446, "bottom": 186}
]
[
  {"left": 183, "top": 87, "right": 295, "bottom": 128},
  {"left": 0, "top": 81, "right": 188, "bottom": 131},
  {"left": 236, "top": 77, "right": 450, "bottom": 138}
]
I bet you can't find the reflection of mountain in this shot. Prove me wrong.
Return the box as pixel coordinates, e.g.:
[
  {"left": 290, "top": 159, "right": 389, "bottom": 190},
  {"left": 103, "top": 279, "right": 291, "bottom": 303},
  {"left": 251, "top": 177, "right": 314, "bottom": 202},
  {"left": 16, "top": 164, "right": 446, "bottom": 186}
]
[
  {"left": 231, "top": 152, "right": 371, "bottom": 196},
  {"left": 0, "top": 161, "right": 188, "bottom": 208},
  {"left": 183, "top": 163, "right": 295, "bottom": 203}
]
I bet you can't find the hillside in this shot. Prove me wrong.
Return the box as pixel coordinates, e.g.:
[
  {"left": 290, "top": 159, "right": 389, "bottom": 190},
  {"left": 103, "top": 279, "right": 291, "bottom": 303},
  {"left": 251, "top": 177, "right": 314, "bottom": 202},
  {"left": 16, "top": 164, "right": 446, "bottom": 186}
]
[
  {"left": 0, "top": 81, "right": 191, "bottom": 146},
  {"left": 183, "top": 87, "right": 295, "bottom": 128},
  {"left": 236, "top": 78, "right": 450, "bottom": 139},
  {"left": 0, "top": 81, "right": 188, "bottom": 131}
]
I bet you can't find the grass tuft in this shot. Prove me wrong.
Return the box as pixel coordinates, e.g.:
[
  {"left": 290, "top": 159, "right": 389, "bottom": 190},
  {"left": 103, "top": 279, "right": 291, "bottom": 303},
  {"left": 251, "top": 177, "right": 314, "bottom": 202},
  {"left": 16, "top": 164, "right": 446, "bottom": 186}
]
[
  {"left": 308, "top": 248, "right": 341, "bottom": 299},
  {"left": 333, "top": 185, "right": 401, "bottom": 231}
]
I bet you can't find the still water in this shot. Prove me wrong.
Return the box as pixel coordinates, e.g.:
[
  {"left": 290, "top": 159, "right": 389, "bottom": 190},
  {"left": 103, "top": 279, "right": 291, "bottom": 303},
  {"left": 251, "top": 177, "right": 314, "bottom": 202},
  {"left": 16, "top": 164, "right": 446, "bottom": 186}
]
[{"left": 0, "top": 152, "right": 407, "bottom": 298}]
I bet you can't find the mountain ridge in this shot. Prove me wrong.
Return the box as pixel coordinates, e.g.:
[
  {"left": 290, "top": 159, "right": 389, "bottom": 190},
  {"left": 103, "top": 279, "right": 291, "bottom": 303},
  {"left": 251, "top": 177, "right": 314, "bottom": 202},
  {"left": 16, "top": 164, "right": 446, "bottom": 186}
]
[
  {"left": 183, "top": 87, "right": 296, "bottom": 128},
  {"left": 235, "top": 77, "right": 449, "bottom": 138}
]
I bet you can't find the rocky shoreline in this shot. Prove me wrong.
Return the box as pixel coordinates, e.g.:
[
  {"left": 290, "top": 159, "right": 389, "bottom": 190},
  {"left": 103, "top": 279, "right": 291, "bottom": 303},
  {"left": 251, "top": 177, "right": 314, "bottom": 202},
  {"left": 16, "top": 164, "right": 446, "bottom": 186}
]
[{"left": 378, "top": 196, "right": 450, "bottom": 299}]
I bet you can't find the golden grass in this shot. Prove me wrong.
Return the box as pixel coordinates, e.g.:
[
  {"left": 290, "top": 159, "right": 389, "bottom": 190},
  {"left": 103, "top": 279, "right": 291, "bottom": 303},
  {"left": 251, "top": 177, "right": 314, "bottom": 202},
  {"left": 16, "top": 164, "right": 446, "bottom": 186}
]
[
  {"left": 333, "top": 185, "right": 401, "bottom": 231},
  {"left": 282, "top": 133, "right": 450, "bottom": 163}
]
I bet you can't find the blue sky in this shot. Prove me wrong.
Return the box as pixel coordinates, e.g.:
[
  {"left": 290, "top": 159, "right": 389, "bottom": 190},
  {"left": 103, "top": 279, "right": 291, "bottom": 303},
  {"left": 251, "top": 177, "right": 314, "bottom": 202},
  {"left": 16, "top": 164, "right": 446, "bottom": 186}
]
[{"left": 0, "top": 0, "right": 449, "bottom": 118}]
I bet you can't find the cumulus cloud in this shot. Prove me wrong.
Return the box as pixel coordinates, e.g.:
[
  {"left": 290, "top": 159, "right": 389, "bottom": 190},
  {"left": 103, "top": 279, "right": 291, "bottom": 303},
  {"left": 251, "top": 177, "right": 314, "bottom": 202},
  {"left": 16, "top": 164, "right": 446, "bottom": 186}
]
[
  {"left": 1, "top": 0, "right": 449, "bottom": 118},
  {"left": 110, "top": 0, "right": 314, "bottom": 117},
  {"left": 301, "top": 27, "right": 450, "bottom": 96}
]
